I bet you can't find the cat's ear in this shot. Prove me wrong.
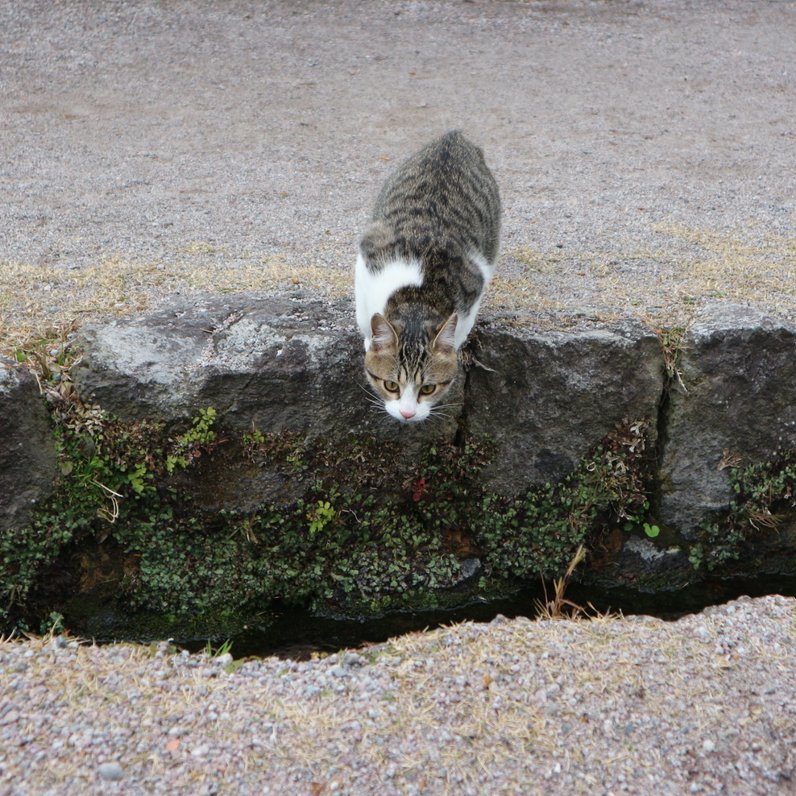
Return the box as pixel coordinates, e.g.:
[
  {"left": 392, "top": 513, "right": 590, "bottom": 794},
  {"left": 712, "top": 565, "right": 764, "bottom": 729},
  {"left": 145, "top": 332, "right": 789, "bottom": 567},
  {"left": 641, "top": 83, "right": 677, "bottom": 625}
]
[
  {"left": 370, "top": 313, "right": 398, "bottom": 351},
  {"left": 432, "top": 313, "right": 458, "bottom": 352}
]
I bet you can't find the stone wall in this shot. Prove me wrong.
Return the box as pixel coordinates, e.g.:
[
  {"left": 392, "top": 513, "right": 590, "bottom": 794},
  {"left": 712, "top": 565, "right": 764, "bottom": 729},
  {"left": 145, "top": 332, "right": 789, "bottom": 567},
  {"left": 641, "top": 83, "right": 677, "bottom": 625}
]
[{"left": 1, "top": 297, "right": 794, "bottom": 633}]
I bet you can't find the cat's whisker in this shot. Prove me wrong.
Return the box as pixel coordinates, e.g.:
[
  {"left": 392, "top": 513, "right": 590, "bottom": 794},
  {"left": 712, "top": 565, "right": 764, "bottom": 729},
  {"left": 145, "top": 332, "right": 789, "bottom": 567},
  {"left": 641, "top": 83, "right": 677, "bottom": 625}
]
[
  {"left": 427, "top": 405, "right": 455, "bottom": 420},
  {"left": 358, "top": 390, "right": 382, "bottom": 407},
  {"left": 356, "top": 381, "right": 385, "bottom": 407},
  {"left": 356, "top": 381, "right": 377, "bottom": 396}
]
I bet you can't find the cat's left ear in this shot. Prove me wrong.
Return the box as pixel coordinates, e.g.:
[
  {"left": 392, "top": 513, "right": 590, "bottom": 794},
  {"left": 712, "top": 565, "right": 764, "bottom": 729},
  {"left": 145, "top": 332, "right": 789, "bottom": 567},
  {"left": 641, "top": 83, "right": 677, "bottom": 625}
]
[{"left": 432, "top": 313, "right": 458, "bottom": 352}]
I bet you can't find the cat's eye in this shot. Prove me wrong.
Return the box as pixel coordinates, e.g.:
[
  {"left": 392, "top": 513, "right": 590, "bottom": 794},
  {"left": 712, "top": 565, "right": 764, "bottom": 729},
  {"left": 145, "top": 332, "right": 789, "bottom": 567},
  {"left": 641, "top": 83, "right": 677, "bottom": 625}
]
[
  {"left": 419, "top": 384, "right": 436, "bottom": 396},
  {"left": 383, "top": 380, "right": 400, "bottom": 393}
]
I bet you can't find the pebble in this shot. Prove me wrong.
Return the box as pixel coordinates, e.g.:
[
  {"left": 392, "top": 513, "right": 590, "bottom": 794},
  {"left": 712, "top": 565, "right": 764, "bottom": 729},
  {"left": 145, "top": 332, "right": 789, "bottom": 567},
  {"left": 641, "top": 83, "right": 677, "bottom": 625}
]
[
  {"left": 0, "top": 710, "right": 19, "bottom": 726},
  {"left": 342, "top": 652, "right": 366, "bottom": 667},
  {"left": 97, "top": 762, "right": 123, "bottom": 781}
]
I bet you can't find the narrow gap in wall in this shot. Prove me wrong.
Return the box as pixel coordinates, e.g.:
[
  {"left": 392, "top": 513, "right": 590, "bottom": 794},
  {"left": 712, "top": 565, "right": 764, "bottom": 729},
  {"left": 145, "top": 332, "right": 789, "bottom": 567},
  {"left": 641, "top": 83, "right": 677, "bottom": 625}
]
[
  {"left": 650, "top": 354, "right": 674, "bottom": 519},
  {"left": 454, "top": 340, "right": 476, "bottom": 449}
]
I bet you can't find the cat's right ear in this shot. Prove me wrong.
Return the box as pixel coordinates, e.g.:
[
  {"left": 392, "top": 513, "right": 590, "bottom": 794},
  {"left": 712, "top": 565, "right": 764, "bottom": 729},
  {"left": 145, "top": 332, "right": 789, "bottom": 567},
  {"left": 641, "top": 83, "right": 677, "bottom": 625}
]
[
  {"left": 370, "top": 314, "right": 398, "bottom": 352},
  {"left": 432, "top": 313, "right": 458, "bottom": 352}
]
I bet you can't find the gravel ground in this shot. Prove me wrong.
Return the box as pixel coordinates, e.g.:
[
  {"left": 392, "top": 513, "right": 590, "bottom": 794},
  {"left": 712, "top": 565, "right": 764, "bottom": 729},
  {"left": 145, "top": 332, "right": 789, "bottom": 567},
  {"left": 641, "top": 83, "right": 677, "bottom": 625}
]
[
  {"left": 1, "top": 0, "right": 795, "bottom": 350},
  {"left": 1, "top": 596, "right": 794, "bottom": 795}
]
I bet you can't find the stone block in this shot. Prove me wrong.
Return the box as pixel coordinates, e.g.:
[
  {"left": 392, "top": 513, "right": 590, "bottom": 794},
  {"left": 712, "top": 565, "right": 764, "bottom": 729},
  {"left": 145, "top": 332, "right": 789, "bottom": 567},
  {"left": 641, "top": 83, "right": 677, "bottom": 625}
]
[
  {"left": 466, "top": 315, "right": 665, "bottom": 495},
  {"left": 0, "top": 357, "right": 57, "bottom": 533},
  {"left": 659, "top": 304, "right": 796, "bottom": 539},
  {"left": 72, "top": 293, "right": 462, "bottom": 442}
]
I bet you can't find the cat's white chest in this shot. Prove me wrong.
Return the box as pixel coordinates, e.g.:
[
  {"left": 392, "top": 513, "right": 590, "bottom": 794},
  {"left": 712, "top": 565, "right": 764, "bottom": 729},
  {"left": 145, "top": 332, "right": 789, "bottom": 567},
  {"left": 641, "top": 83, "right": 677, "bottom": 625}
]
[{"left": 355, "top": 254, "right": 423, "bottom": 350}]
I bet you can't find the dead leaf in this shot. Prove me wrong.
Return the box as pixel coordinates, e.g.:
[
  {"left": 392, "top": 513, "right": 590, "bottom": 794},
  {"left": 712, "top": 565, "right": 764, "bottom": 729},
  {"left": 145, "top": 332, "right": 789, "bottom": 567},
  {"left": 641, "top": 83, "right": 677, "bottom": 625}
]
[{"left": 165, "top": 738, "right": 180, "bottom": 753}]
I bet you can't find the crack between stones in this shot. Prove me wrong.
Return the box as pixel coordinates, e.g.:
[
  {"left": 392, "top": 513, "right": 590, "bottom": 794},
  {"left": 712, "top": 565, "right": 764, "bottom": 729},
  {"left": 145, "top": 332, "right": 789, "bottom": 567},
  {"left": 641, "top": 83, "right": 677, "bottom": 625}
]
[
  {"left": 650, "top": 359, "right": 674, "bottom": 522},
  {"left": 455, "top": 333, "right": 484, "bottom": 449}
]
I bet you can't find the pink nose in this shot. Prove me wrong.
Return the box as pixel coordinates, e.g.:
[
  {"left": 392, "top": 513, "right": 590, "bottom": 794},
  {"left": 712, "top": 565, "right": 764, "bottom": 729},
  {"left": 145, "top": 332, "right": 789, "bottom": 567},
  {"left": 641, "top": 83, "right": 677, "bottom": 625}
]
[{"left": 400, "top": 407, "right": 416, "bottom": 419}]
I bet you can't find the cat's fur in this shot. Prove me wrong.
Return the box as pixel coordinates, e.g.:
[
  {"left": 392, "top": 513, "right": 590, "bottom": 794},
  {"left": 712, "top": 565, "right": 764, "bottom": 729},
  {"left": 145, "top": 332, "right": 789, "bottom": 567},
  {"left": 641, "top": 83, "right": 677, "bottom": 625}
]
[{"left": 355, "top": 130, "right": 501, "bottom": 423}]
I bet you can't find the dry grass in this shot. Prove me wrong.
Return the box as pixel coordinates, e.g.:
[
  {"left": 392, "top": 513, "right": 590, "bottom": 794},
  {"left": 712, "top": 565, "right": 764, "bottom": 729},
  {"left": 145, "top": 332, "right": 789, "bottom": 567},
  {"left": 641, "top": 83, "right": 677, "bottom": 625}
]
[
  {"left": 0, "top": 250, "right": 350, "bottom": 354},
  {"left": 498, "top": 223, "right": 796, "bottom": 328},
  {"left": 535, "top": 544, "right": 592, "bottom": 620},
  {"left": 2, "top": 222, "right": 793, "bottom": 354}
]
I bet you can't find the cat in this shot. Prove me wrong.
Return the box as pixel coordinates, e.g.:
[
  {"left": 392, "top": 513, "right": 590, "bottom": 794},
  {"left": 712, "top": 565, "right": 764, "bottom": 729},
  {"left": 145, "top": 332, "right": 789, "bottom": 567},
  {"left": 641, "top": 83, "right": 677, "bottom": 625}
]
[{"left": 355, "top": 130, "right": 501, "bottom": 423}]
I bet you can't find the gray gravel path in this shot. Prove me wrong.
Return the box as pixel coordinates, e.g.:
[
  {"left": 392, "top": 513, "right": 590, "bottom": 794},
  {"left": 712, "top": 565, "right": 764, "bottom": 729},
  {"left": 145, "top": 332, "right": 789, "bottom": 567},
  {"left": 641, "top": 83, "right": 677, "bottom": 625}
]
[
  {"left": 1, "top": 0, "right": 794, "bottom": 336},
  {"left": 1, "top": 596, "right": 794, "bottom": 795}
]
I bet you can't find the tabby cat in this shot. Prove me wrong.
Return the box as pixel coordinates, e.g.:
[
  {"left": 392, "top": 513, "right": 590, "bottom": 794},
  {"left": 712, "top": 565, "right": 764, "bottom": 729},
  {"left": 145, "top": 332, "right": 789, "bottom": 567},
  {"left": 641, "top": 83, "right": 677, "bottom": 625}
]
[{"left": 355, "top": 130, "right": 501, "bottom": 423}]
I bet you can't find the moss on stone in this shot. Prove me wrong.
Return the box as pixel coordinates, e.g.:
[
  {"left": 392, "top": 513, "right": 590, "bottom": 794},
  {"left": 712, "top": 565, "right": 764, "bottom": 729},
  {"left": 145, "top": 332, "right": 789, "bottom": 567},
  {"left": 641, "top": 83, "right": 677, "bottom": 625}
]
[
  {"left": 692, "top": 449, "right": 796, "bottom": 572},
  {"left": 2, "top": 380, "right": 664, "bottom": 636}
]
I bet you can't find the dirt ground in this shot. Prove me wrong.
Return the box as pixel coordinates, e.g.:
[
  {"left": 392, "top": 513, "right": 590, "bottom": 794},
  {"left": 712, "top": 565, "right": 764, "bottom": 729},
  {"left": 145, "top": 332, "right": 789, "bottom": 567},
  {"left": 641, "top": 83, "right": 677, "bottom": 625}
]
[{"left": 0, "top": 0, "right": 794, "bottom": 350}]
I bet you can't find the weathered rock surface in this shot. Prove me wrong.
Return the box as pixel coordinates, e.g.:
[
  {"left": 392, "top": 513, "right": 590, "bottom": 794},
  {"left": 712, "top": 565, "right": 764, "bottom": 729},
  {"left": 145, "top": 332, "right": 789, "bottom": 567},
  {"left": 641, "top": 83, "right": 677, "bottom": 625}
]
[
  {"left": 72, "top": 294, "right": 357, "bottom": 429},
  {"left": 73, "top": 297, "right": 666, "bottom": 496},
  {"left": 71, "top": 293, "right": 462, "bottom": 443},
  {"left": 0, "top": 357, "right": 57, "bottom": 533},
  {"left": 469, "top": 314, "right": 664, "bottom": 494},
  {"left": 659, "top": 304, "right": 796, "bottom": 539}
]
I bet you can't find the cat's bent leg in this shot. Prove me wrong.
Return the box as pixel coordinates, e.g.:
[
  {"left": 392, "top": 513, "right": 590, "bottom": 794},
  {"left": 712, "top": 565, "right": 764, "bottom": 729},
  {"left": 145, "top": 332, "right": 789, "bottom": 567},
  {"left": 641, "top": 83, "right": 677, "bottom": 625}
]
[{"left": 354, "top": 251, "right": 372, "bottom": 349}]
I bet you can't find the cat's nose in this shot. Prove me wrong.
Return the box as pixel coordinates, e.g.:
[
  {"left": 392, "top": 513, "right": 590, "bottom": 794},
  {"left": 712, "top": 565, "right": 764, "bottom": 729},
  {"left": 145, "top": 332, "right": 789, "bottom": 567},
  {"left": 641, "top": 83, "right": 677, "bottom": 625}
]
[{"left": 400, "top": 407, "right": 416, "bottom": 419}]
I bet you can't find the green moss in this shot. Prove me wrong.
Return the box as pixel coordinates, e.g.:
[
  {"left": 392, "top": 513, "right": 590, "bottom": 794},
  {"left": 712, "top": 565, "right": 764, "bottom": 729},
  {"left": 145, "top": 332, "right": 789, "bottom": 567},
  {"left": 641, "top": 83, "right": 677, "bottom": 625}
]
[
  {"left": 473, "top": 419, "right": 653, "bottom": 581},
  {"left": 693, "top": 449, "right": 796, "bottom": 571},
  {"left": 3, "top": 364, "right": 664, "bottom": 634},
  {"left": 0, "top": 388, "right": 167, "bottom": 629}
]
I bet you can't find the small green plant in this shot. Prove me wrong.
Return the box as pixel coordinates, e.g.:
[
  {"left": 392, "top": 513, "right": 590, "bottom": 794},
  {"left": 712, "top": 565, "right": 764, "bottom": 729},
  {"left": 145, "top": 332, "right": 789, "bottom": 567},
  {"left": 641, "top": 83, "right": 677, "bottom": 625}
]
[
  {"left": 307, "top": 500, "right": 336, "bottom": 536},
  {"left": 242, "top": 428, "right": 266, "bottom": 455},
  {"left": 166, "top": 407, "right": 218, "bottom": 473},
  {"left": 205, "top": 638, "right": 233, "bottom": 658},
  {"left": 643, "top": 522, "right": 661, "bottom": 539},
  {"left": 127, "top": 462, "right": 151, "bottom": 495}
]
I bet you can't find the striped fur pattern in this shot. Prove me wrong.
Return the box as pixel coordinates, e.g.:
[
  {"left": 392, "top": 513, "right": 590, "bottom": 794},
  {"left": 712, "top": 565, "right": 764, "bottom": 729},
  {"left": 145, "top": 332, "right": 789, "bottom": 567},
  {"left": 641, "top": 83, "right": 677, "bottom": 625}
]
[{"left": 355, "top": 131, "right": 501, "bottom": 423}]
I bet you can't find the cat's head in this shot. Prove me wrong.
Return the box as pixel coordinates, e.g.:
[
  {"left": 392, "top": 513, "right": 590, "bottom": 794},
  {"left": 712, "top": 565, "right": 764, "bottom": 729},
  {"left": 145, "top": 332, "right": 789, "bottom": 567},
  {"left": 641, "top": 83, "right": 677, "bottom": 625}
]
[{"left": 364, "top": 313, "right": 458, "bottom": 423}]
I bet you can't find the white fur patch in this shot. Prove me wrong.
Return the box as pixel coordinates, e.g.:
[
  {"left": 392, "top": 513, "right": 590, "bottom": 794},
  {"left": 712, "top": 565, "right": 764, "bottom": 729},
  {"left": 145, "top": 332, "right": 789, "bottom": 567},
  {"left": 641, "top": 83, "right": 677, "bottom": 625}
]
[
  {"left": 384, "top": 384, "right": 431, "bottom": 423},
  {"left": 453, "top": 249, "right": 495, "bottom": 348},
  {"left": 470, "top": 248, "right": 495, "bottom": 284},
  {"left": 355, "top": 253, "right": 423, "bottom": 348},
  {"left": 454, "top": 300, "right": 481, "bottom": 349}
]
